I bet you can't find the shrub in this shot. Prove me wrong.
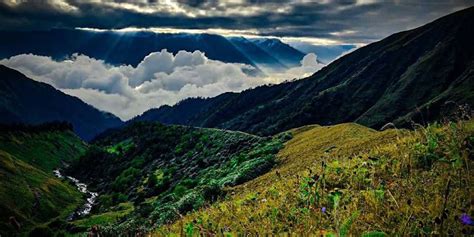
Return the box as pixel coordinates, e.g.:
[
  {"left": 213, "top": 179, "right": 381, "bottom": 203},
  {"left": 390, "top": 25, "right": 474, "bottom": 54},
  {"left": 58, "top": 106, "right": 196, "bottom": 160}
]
[
  {"left": 175, "top": 191, "right": 205, "bottom": 214},
  {"left": 233, "top": 155, "right": 275, "bottom": 185},
  {"left": 201, "top": 181, "right": 223, "bottom": 202},
  {"left": 28, "top": 226, "right": 54, "bottom": 237},
  {"left": 137, "top": 203, "right": 154, "bottom": 217},
  {"left": 112, "top": 167, "right": 139, "bottom": 191},
  {"left": 115, "top": 193, "right": 129, "bottom": 203}
]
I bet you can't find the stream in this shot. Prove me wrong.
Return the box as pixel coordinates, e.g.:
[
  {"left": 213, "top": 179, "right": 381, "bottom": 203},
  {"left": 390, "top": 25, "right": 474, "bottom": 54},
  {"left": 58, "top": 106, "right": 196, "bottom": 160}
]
[{"left": 53, "top": 169, "right": 98, "bottom": 219}]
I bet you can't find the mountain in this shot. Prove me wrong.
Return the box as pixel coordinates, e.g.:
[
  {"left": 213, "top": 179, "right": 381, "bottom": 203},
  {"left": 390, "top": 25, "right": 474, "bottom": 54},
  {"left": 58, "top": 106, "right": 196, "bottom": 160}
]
[
  {"left": 0, "top": 65, "right": 123, "bottom": 140},
  {"left": 249, "top": 38, "right": 308, "bottom": 67},
  {"left": 0, "top": 123, "right": 87, "bottom": 235},
  {"left": 133, "top": 7, "right": 474, "bottom": 135},
  {"left": 0, "top": 29, "right": 305, "bottom": 70},
  {"left": 228, "top": 37, "right": 306, "bottom": 71}
]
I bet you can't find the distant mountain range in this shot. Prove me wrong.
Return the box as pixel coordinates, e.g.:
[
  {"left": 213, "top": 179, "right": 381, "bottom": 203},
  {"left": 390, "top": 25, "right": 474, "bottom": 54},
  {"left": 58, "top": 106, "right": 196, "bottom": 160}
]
[
  {"left": 227, "top": 37, "right": 306, "bottom": 71},
  {"left": 0, "top": 65, "right": 122, "bottom": 140},
  {"left": 0, "top": 29, "right": 306, "bottom": 72},
  {"left": 289, "top": 43, "right": 356, "bottom": 64},
  {"left": 133, "top": 6, "right": 474, "bottom": 135}
]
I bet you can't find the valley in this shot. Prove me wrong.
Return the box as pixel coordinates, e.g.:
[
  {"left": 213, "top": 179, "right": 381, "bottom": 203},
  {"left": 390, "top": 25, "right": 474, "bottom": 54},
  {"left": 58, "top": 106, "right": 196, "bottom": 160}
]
[{"left": 1, "top": 118, "right": 472, "bottom": 235}]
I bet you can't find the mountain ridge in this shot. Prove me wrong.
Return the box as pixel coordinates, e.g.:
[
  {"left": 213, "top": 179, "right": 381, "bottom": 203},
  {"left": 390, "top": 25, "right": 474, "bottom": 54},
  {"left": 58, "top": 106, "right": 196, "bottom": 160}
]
[
  {"left": 133, "top": 6, "right": 474, "bottom": 135},
  {"left": 0, "top": 29, "right": 305, "bottom": 70},
  {"left": 0, "top": 65, "right": 123, "bottom": 140}
]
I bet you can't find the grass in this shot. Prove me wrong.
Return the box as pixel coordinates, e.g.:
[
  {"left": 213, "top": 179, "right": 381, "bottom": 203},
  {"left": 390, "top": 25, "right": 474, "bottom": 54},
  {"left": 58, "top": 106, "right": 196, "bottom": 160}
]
[
  {"left": 0, "top": 130, "right": 87, "bottom": 172},
  {"left": 0, "top": 127, "right": 87, "bottom": 235},
  {"left": 156, "top": 120, "right": 474, "bottom": 235},
  {"left": 72, "top": 202, "right": 135, "bottom": 228}
]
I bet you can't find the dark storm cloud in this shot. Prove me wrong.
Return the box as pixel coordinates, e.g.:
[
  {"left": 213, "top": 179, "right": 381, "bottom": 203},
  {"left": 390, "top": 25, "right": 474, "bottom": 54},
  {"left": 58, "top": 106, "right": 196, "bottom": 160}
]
[{"left": 0, "top": 0, "right": 472, "bottom": 44}]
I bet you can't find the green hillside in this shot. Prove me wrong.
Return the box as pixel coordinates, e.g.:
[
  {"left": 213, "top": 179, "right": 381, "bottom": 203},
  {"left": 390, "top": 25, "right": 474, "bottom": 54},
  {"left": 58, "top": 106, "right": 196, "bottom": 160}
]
[
  {"left": 65, "top": 122, "right": 289, "bottom": 234},
  {"left": 2, "top": 118, "right": 472, "bottom": 236},
  {"left": 158, "top": 119, "right": 474, "bottom": 235},
  {"left": 0, "top": 123, "right": 87, "bottom": 235}
]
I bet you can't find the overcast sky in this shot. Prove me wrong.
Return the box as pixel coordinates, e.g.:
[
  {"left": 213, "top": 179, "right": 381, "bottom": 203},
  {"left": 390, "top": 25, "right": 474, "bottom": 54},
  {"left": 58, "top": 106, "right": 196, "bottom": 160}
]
[{"left": 1, "top": 0, "right": 472, "bottom": 45}]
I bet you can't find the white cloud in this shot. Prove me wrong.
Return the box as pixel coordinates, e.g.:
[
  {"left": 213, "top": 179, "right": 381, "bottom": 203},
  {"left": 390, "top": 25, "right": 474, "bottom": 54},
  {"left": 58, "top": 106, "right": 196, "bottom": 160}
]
[
  {"left": 262, "top": 53, "right": 323, "bottom": 82},
  {"left": 0, "top": 50, "right": 324, "bottom": 120}
]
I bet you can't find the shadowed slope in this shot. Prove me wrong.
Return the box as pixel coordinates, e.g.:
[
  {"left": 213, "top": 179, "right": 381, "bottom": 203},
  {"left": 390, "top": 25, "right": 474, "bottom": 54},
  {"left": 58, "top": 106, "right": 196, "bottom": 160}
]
[
  {"left": 135, "top": 7, "right": 474, "bottom": 135},
  {"left": 0, "top": 65, "right": 123, "bottom": 140},
  {"left": 0, "top": 125, "right": 87, "bottom": 235}
]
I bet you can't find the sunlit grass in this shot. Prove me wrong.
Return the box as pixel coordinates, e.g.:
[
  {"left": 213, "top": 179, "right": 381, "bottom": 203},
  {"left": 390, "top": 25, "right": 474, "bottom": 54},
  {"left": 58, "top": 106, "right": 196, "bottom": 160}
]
[{"left": 157, "top": 120, "right": 474, "bottom": 235}]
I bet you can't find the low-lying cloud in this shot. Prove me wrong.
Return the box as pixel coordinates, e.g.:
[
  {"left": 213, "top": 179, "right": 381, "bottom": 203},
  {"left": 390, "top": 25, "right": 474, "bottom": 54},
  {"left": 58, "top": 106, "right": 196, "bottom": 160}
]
[{"left": 0, "top": 50, "right": 323, "bottom": 120}]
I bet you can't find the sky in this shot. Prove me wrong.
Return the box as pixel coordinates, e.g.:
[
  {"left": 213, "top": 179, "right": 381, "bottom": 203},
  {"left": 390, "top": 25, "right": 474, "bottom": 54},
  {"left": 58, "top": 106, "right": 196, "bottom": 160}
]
[
  {"left": 0, "top": 1, "right": 472, "bottom": 120},
  {"left": 1, "top": 0, "right": 472, "bottom": 45}
]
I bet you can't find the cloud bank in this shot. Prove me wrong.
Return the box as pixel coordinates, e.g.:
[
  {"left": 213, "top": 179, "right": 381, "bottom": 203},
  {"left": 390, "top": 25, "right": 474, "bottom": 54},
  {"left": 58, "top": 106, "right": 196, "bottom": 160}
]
[{"left": 1, "top": 50, "right": 323, "bottom": 120}]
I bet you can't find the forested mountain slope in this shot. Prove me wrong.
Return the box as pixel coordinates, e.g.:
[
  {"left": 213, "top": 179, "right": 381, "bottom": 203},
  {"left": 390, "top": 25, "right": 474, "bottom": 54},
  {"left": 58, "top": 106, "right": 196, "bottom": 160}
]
[
  {"left": 134, "top": 7, "right": 474, "bottom": 135},
  {"left": 65, "top": 122, "right": 289, "bottom": 234},
  {"left": 0, "top": 65, "right": 123, "bottom": 140}
]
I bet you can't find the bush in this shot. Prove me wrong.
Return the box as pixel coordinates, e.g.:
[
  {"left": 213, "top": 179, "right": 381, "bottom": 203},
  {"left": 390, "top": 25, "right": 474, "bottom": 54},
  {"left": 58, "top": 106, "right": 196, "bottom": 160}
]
[
  {"left": 28, "top": 226, "right": 54, "bottom": 237},
  {"left": 175, "top": 191, "right": 205, "bottom": 214},
  {"left": 172, "top": 185, "right": 188, "bottom": 197},
  {"left": 152, "top": 206, "right": 179, "bottom": 224},
  {"left": 98, "top": 195, "right": 113, "bottom": 209},
  {"left": 112, "top": 167, "right": 139, "bottom": 191},
  {"left": 201, "top": 181, "right": 223, "bottom": 202},
  {"left": 137, "top": 203, "right": 154, "bottom": 217},
  {"left": 233, "top": 155, "right": 276, "bottom": 185},
  {"left": 147, "top": 173, "right": 158, "bottom": 188},
  {"left": 115, "top": 193, "right": 129, "bottom": 203}
]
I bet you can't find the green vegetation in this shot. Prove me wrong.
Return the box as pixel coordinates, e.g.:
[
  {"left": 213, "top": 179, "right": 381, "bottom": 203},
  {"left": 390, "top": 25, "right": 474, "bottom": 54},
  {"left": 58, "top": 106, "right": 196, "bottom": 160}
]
[
  {"left": 0, "top": 123, "right": 87, "bottom": 235},
  {"left": 158, "top": 119, "right": 473, "bottom": 235},
  {"left": 1, "top": 118, "right": 473, "bottom": 236},
  {"left": 72, "top": 202, "right": 134, "bottom": 228},
  {"left": 66, "top": 122, "right": 289, "bottom": 234},
  {"left": 0, "top": 123, "right": 87, "bottom": 172}
]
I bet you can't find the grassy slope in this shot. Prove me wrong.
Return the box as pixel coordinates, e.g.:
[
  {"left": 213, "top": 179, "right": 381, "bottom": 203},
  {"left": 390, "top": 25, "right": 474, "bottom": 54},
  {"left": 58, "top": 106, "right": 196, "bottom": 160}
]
[
  {"left": 0, "top": 129, "right": 87, "bottom": 235},
  {"left": 159, "top": 121, "right": 473, "bottom": 235}
]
